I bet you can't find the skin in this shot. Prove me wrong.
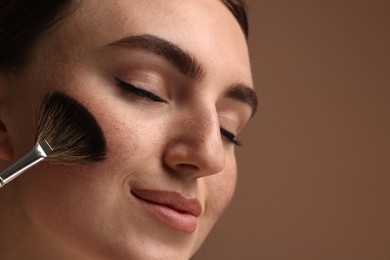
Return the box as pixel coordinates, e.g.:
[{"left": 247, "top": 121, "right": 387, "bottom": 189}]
[{"left": 0, "top": 0, "right": 255, "bottom": 259}]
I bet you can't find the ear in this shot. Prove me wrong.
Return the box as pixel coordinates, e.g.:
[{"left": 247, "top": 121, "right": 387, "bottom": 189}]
[{"left": 0, "top": 70, "right": 14, "bottom": 162}]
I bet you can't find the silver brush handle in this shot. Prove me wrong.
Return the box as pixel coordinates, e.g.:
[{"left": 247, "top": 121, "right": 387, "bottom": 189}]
[{"left": 0, "top": 140, "right": 53, "bottom": 187}]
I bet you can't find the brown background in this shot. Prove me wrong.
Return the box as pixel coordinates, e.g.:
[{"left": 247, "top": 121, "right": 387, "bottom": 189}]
[{"left": 194, "top": 0, "right": 390, "bottom": 259}]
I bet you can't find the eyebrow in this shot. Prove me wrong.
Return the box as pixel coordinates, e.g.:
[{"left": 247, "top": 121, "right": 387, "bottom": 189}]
[
  {"left": 107, "top": 34, "right": 258, "bottom": 116},
  {"left": 108, "top": 34, "right": 204, "bottom": 80},
  {"left": 226, "top": 83, "right": 259, "bottom": 117}
]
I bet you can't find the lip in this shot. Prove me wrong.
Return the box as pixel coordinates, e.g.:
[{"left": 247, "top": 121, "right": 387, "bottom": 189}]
[{"left": 131, "top": 189, "right": 202, "bottom": 233}]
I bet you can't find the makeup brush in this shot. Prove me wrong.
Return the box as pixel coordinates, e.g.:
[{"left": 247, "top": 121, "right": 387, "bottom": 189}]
[{"left": 0, "top": 91, "right": 106, "bottom": 187}]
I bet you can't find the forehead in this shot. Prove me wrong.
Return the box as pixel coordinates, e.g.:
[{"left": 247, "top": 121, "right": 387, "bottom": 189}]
[{"left": 37, "top": 0, "right": 252, "bottom": 86}]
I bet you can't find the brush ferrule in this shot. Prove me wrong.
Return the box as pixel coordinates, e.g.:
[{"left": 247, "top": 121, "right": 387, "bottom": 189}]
[
  {"left": 38, "top": 140, "right": 54, "bottom": 155},
  {"left": 0, "top": 140, "right": 53, "bottom": 187}
]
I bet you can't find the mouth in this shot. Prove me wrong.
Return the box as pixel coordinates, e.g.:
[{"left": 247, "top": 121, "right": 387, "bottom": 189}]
[{"left": 131, "top": 189, "right": 202, "bottom": 233}]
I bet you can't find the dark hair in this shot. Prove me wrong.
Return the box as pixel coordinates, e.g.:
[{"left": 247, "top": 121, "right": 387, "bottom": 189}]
[
  {"left": 0, "top": 0, "right": 248, "bottom": 71},
  {"left": 0, "top": 1, "right": 79, "bottom": 71},
  {"left": 221, "top": 0, "right": 249, "bottom": 38}
]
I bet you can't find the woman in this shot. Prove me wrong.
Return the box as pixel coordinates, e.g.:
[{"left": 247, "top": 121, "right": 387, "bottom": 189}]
[{"left": 0, "top": 0, "right": 257, "bottom": 259}]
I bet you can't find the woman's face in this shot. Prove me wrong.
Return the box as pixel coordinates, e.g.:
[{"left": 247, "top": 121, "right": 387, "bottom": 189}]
[{"left": 2, "top": 0, "right": 255, "bottom": 259}]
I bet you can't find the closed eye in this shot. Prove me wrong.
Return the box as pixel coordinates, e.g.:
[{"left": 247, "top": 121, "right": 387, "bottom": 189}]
[
  {"left": 220, "top": 128, "right": 242, "bottom": 146},
  {"left": 114, "top": 77, "right": 166, "bottom": 103}
]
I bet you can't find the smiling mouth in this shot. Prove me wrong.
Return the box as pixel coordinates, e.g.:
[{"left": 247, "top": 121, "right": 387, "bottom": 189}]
[{"left": 131, "top": 189, "right": 202, "bottom": 233}]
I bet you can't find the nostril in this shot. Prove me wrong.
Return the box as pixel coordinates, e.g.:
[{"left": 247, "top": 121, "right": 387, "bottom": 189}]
[{"left": 176, "top": 163, "right": 198, "bottom": 171}]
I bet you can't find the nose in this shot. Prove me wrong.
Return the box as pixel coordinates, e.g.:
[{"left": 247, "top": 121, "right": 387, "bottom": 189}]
[{"left": 163, "top": 108, "right": 225, "bottom": 180}]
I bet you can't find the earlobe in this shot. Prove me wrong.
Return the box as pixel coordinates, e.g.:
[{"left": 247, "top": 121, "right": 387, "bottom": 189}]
[{"left": 0, "top": 120, "right": 13, "bottom": 161}]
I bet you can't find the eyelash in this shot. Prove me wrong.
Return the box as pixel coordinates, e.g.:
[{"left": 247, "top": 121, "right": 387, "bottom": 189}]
[
  {"left": 114, "top": 77, "right": 241, "bottom": 146},
  {"left": 115, "top": 77, "right": 166, "bottom": 103},
  {"left": 220, "top": 128, "right": 242, "bottom": 146}
]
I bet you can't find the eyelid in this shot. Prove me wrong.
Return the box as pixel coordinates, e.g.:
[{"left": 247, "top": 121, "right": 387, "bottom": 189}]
[
  {"left": 114, "top": 77, "right": 166, "bottom": 103},
  {"left": 220, "top": 127, "right": 242, "bottom": 146}
]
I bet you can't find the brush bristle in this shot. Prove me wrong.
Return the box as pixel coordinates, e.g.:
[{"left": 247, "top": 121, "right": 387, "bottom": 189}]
[{"left": 34, "top": 92, "right": 106, "bottom": 163}]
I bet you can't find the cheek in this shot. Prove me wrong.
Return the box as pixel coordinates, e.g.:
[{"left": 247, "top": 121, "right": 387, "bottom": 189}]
[
  {"left": 15, "top": 154, "right": 144, "bottom": 258},
  {"left": 191, "top": 160, "right": 237, "bottom": 253},
  {"left": 16, "top": 162, "right": 122, "bottom": 222},
  {"left": 14, "top": 164, "right": 105, "bottom": 243},
  {"left": 203, "top": 160, "right": 237, "bottom": 223},
  {"left": 89, "top": 106, "right": 152, "bottom": 170},
  {"left": 85, "top": 91, "right": 169, "bottom": 175}
]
